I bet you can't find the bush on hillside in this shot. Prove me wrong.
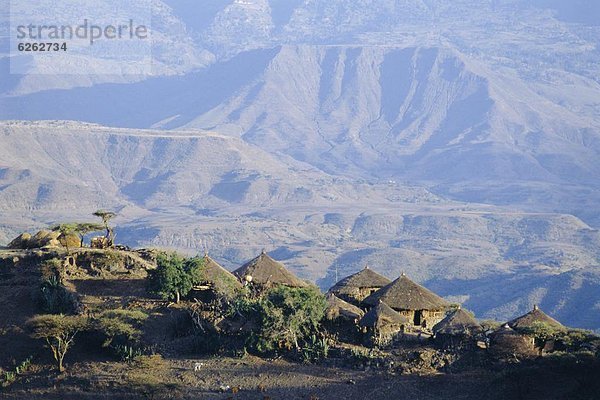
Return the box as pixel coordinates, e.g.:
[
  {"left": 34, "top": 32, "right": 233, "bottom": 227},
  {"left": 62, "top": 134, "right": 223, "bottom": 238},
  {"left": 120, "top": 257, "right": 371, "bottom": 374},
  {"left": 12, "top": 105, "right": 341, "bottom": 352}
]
[
  {"left": 146, "top": 252, "right": 204, "bottom": 303},
  {"left": 240, "top": 285, "right": 327, "bottom": 356},
  {"left": 94, "top": 309, "right": 148, "bottom": 347},
  {"left": 38, "top": 277, "right": 78, "bottom": 315}
]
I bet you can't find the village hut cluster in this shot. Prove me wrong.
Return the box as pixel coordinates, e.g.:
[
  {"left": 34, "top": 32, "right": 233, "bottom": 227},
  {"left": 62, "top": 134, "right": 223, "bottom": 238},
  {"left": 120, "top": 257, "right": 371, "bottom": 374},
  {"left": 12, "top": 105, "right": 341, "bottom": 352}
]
[{"left": 189, "top": 250, "right": 567, "bottom": 356}]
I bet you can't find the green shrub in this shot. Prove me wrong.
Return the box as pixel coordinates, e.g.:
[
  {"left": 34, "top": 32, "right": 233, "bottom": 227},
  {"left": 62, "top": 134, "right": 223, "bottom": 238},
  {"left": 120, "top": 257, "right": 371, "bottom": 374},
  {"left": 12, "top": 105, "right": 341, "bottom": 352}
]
[
  {"left": 38, "top": 277, "right": 78, "bottom": 315},
  {"left": 93, "top": 309, "right": 148, "bottom": 360},
  {"left": 146, "top": 252, "right": 203, "bottom": 303},
  {"left": 350, "top": 347, "right": 379, "bottom": 363},
  {"left": 301, "top": 334, "right": 331, "bottom": 363},
  {"left": 112, "top": 344, "right": 145, "bottom": 362},
  {"left": 519, "top": 321, "right": 564, "bottom": 342},
  {"left": 40, "top": 259, "right": 64, "bottom": 281},
  {"left": 249, "top": 285, "right": 327, "bottom": 355}
]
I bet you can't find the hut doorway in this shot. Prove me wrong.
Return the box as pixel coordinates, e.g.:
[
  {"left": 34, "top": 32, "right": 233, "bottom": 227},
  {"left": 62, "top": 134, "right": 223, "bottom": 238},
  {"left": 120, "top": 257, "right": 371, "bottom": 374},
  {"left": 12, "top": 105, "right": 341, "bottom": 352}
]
[{"left": 413, "top": 310, "right": 423, "bottom": 326}]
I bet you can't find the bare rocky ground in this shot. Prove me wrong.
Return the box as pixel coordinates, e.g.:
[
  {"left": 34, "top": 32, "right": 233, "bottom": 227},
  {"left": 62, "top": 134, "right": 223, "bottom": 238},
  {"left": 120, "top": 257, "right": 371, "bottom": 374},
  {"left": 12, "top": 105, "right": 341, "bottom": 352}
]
[{"left": 2, "top": 354, "right": 600, "bottom": 400}]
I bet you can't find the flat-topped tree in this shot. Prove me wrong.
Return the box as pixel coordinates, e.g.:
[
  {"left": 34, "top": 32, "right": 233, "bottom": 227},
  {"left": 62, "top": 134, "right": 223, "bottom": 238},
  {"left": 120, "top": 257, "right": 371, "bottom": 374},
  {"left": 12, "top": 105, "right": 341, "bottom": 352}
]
[
  {"left": 93, "top": 210, "right": 117, "bottom": 245},
  {"left": 51, "top": 224, "right": 78, "bottom": 253},
  {"left": 52, "top": 222, "right": 105, "bottom": 249},
  {"left": 27, "top": 314, "right": 89, "bottom": 372}
]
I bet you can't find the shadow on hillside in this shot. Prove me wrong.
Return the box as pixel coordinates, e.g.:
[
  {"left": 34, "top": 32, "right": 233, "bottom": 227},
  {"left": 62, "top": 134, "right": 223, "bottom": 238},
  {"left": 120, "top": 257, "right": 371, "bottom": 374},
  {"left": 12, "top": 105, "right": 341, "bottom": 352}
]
[
  {"left": 70, "top": 279, "right": 148, "bottom": 298},
  {"left": 0, "top": 47, "right": 280, "bottom": 128}
]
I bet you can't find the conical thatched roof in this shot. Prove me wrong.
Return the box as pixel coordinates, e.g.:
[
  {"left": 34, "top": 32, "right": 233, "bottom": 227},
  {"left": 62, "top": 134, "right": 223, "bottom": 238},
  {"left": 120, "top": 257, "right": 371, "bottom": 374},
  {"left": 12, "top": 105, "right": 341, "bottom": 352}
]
[
  {"left": 195, "top": 254, "right": 242, "bottom": 295},
  {"left": 325, "top": 293, "right": 364, "bottom": 321},
  {"left": 329, "top": 266, "right": 391, "bottom": 293},
  {"left": 491, "top": 324, "right": 521, "bottom": 338},
  {"left": 359, "top": 301, "right": 409, "bottom": 328},
  {"left": 363, "top": 274, "right": 449, "bottom": 311},
  {"left": 233, "top": 251, "right": 309, "bottom": 288},
  {"left": 433, "top": 308, "right": 483, "bottom": 336},
  {"left": 507, "top": 305, "right": 565, "bottom": 331}
]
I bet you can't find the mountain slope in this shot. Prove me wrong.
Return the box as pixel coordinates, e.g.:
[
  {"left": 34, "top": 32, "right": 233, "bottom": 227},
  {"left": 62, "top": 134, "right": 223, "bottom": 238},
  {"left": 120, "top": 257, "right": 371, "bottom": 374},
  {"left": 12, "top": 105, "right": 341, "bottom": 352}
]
[{"left": 0, "top": 121, "right": 599, "bottom": 330}]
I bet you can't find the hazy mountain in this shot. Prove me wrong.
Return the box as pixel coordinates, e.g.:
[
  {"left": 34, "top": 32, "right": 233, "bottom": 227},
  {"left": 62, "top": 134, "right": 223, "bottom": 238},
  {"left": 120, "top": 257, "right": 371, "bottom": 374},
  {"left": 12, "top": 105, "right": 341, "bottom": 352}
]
[
  {"left": 2, "top": 43, "right": 598, "bottom": 226},
  {"left": 0, "top": 121, "right": 599, "bottom": 330}
]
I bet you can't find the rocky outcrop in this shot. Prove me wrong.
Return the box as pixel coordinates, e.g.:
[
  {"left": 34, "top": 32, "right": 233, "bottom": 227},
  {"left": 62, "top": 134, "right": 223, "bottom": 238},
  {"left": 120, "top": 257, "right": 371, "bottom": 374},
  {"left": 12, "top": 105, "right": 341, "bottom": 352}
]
[
  {"left": 7, "top": 233, "right": 32, "bottom": 249},
  {"left": 59, "top": 233, "right": 81, "bottom": 249},
  {"left": 8, "top": 230, "right": 78, "bottom": 250}
]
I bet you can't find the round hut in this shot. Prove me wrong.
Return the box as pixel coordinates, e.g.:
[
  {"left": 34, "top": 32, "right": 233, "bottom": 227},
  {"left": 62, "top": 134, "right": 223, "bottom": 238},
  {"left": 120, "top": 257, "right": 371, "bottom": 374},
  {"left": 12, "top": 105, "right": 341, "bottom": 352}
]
[
  {"left": 328, "top": 265, "right": 391, "bottom": 306},
  {"left": 324, "top": 293, "right": 365, "bottom": 343},
  {"left": 489, "top": 324, "right": 536, "bottom": 359},
  {"left": 190, "top": 254, "right": 242, "bottom": 301},
  {"left": 362, "top": 273, "right": 449, "bottom": 331},
  {"left": 359, "top": 301, "right": 410, "bottom": 347},
  {"left": 433, "top": 308, "right": 483, "bottom": 349},
  {"left": 507, "top": 305, "right": 565, "bottom": 354},
  {"left": 233, "top": 250, "right": 309, "bottom": 290}
]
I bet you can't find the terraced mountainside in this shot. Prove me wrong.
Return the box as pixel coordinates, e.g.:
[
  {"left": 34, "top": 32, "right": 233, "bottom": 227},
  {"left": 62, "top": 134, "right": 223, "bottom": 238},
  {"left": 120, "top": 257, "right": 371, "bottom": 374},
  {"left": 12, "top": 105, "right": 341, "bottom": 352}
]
[{"left": 0, "top": 121, "right": 599, "bottom": 330}]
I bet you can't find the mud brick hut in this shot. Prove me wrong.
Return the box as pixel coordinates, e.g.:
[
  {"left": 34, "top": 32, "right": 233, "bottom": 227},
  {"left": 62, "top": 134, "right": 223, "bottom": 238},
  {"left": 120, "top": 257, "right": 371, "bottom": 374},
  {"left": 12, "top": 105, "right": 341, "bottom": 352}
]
[
  {"left": 507, "top": 305, "right": 566, "bottom": 354},
  {"left": 233, "top": 250, "right": 309, "bottom": 291},
  {"left": 359, "top": 300, "right": 410, "bottom": 347},
  {"left": 189, "top": 254, "right": 242, "bottom": 301},
  {"left": 433, "top": 307, "right": 484, "bottom": 349},
  {"left": 363, "top": 273, "right": 449, "bottom": 330},
  {"left": 324, "top": 293, "right": 365, "bottom": 343},
  {"left": 489, "top": 324, "right": 536, "bottom": 359},
  {"left": 328, "top": 265, "right": 391, "bottom": 306}
]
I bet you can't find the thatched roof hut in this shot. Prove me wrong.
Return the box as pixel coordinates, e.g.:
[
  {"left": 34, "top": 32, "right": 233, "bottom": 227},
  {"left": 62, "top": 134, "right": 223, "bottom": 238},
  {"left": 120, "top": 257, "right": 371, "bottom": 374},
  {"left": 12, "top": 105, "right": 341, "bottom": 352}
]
[
  {"left": 359, "top": 301, "right": 409, "bottom": 329},
  {"left": 233, "top": 250, "right": 308, "bottom": 288},
  {"left": 433, "top": 308, "right": 484, "bottom": 349},
  {"left": 489, "top": 324, "right": 536, "bottom": 358},
  {"left": 507, "top": 305, "right": 565, "bottom": 331},
  {"left": 329, "top": 266, "right": 391, "bottom": 304},
  {"left": 363, "top": 274, "right": 449, "bottom": 329},
  {"left": 359, "top": 301, "right": 410, "bottom": 347},
  {"left": 363, "top": 273, "right": 449, "bottom": 310},
  {"left": 325, "top": 293, "right": 364, "bottom": 322},
  {"left": 192, "top": 254, "right": 242, "bottom": 297},
  {"left": 433, "top": 308, "right": 483, "bottom": 337}
]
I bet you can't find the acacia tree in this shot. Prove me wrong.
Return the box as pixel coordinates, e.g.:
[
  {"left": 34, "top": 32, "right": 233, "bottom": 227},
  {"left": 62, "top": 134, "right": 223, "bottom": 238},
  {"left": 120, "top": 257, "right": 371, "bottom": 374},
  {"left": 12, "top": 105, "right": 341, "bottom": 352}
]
[
  {"left": 146, "top": 253, "right": 203, "bottom": 303},
  {"left": 51, "top": 223, "right": 77, "bottom": 253},
  {"left": 27, "top": 314, "right": 88, "bottom": 372},
  {"left": 52, "top": 222, "right": 105, "bottom": 248},
  {"left": 93, "top": 210, "right": 117, "bottom": 245}
]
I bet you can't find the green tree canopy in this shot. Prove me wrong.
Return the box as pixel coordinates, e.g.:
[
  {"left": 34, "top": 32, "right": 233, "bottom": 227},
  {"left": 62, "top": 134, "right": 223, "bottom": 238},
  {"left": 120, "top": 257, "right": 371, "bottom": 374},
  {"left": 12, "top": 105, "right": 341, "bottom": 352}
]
[
  {"left": 94, "top": 309, "right": 149, "bottom": 348},
  {"left": 52, "top": 222, "right": 105, "bottom": 247},
  {"left": 253, "top": 285, "right": 327, "bottom": 353},
  {"left": 93, "top": 210, "right": 117, "bottom": 244},
  {"left": 27, "top": 314, "right": 89, "bottom": 372},
  {"left": 146, "top": 253, "right": 204, "bottom": 303}
]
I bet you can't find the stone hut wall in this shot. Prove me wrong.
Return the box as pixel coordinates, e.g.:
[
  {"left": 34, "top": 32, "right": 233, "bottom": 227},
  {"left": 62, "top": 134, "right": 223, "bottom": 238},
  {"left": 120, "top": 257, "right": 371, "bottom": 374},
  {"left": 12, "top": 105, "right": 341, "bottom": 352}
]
[{"left": 338, "top": 287, "right": 381, "bottom": 306}]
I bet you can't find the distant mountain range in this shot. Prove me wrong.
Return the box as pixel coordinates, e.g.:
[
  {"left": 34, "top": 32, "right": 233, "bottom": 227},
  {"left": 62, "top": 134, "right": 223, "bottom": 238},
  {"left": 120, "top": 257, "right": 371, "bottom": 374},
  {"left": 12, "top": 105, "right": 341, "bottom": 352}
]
[{"left": 0, "top": 1, "right": 599, "bottom": 330}]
